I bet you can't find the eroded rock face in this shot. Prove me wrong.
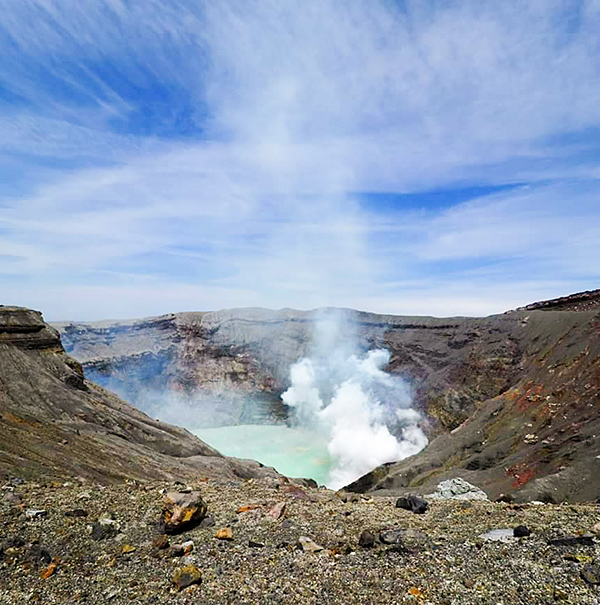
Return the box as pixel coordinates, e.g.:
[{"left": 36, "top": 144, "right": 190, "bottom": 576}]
[
  {"left": 54, "top": 309, "right": 525, "bottom": 431},
  {"left": 0, "top": 306, "right": 282, "bottom": 485}
]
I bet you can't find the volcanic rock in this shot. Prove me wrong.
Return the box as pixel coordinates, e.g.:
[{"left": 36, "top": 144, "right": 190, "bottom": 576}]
[
  {"left": 173, "top": 565, "right": 202, "bottom": 591},
  {"left": 396, "top": 495, "right": 429, "bottom": 514},
  {"left": 513, "top": 525, "right": 531, "bottom": 537},
  {"left": 215, "top": 527, "right": 233, "bottom": 540},
  {"left": 91, "top": 519, "right": 118, "bottom": 541},
  {"left": 426, "top": 478, "right": 488, "bottom": 501},
  {"left": 298, "top": 536, "right": 324, "bottom": 553},
  {"left": 379, "top": 529, "right": 403, "bottom": 545},
  {"left": 548, "top": 535, "right": 595, "bottom": 547},
  {"left": 358, "top": 530, "right": 375, "bottom": 548},
  {"left": 160, "top": 491, "right": 207, "bottom": 534}
]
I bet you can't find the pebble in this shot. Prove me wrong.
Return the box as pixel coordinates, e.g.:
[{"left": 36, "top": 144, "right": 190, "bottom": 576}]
[
  {"left": 581, "top": 564, "right": 600, "bottom": 585},
  {"left": 514, "top": 525, "right": 531, "bottom": 537},
  {"left": 548, "top": 535, "right": 595, "bottom": 547},
  {"left": 267, "top": 502, "right": 286, "bottom": 519},
  {"left": 358, "top": 530, "right": 375, "bottom": 548},
  {"left": 298, "top": 536, "right": 324, "bottom": 553},
  {"left": 173, "top": 565, "right": 202, "bottom": 591},
  {"left": 215, "top": 527, "right": 233, "bottom": 540},
  {"left": 64, "top": 509, "right": 88, "bottom": 518},
  {"left": 151, "top": 534, "right": 169, "bottom": 550},
  {"left": 91, "top": 519, "right": 118, "bottom": 541},
  {"left": 396, "top": 495, "right": 429, "bottom": 514},
  {"left": 25, "top": 510, "right": 47, "bottom": 519},
  {"left": 379, "top": 529, "right": 403, "bottom": 545},
  {"left": 480, "top": 529, "right": 515, "bottom": 543}
]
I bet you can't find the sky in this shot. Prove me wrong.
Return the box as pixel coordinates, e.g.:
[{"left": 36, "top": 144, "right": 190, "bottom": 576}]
[{"left": 1, "top": 0, "right": 599, "bottom": 321}]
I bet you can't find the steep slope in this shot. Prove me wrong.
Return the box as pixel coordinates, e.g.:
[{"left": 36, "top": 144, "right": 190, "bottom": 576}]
[
  {"left": 348, "top": 307, "right": 600, "bottom": 502},
  {"left": 0, "top": 306, "right": 278, "bottom": 484}
]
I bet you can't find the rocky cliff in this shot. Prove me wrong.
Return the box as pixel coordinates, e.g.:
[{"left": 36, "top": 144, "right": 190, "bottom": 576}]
[
  {"left": 53, "top": 292, "right": 600, "bottom": 502},
  {"left": 0, "top": 306, "right": 279, "bottom": 484}
]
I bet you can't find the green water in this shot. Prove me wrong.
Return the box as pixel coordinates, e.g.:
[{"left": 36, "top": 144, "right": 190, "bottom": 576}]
[{"left": 194, "top": 424, "right": 332, "bottom": 486}]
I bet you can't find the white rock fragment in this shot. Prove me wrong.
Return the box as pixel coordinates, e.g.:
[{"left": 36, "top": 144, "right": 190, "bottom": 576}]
[
  {"left": 426, "top": 478, "right": 489, "bottom": 501},
  {"left": 25, "top": 509, "right": 47, "bottom": 519}
]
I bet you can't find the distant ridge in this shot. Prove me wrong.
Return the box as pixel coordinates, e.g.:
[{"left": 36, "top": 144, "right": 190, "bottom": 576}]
[{"left": 516, "top": 288, "right": 600, "bottom": 312}]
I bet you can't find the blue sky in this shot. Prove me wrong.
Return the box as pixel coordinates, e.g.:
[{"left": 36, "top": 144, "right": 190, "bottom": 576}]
[{"left": 1, "top": 0, "right": 599, "bottom": 321}]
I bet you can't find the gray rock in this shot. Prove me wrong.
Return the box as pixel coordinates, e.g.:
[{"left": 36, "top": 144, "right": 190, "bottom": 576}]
[
  {"left": 513, "top": 525, "right": 531, "bottom": 537},
  {"left": 379, "top": 530, "right": 403, "bottom": 545},
  {"left": 359, "top": 530, "right": 375, "bottom": 548},
  {"left": 91, "top": 520, "right": 118, "bottom": 541},
  {"left": 426, "top": 478, "right": 488, "bottom": 501},
  {"left": 581, "top": 564, "right": 600, "bottom": 585},
  {"left": 479, "top": 529, "right": 515, "bottom": 543},
  {"left": 396, "top": 495, "right": 429, "bottom": 514}
]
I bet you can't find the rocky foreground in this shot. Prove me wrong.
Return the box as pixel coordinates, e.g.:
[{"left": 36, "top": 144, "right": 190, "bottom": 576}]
[{"left": 1, "top": 477, "right": 599, "bottom": 604}]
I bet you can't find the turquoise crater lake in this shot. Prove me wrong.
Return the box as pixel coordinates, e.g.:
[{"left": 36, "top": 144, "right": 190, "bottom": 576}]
[{"left": 194, "top": 424, "right": 332, "bottom": 486}]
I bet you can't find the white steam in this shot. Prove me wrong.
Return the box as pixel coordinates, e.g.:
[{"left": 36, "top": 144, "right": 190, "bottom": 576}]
[{"left": 282, "top": 314, "right": 427, "bottom": 490}]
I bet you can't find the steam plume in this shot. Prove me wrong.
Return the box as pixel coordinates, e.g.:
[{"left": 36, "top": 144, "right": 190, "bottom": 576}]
[{"left": 282, "top": 312, "right": 427, "bottom": 489}]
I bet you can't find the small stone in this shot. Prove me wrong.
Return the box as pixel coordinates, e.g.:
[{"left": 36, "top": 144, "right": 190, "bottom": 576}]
[
  {"left": 553, "top": 587, "right": 568, "bottom": 601},
  {"left": 169, "top": 544, "right": 185, "bottom": 557},
  {"left": 173, "top": 565, "right": 202, "bottom": 591},
  {"left": 28, "top": 545, "right": 52, "bottom": 566},
  {"left": 298, "top": 536, "right": 324, "bottom": 553},
  {"left": 4, "top": 492, "right": 23, "bottom": 505},
  {"left": 215, "top": 527, "right": 233, "bottom": 540},
  {"left": 121, "top": 544, "right": 136, "bottom": 554},
  {"left": 65, "top": 509, "right": 88, "bottom": 518},
  {"left": 426, "top": 478, "right": 488, "bottom": 501},
  {"left": 182, "top": 540, "right": 194, "bottom": 555},
  {"left": 25, "top": 509, "right": 47, "bottom": 520},
  {"left": 91, "top": 520, "right": 118, "bottom": 541},
  {"left": 249, "top": 540, "right": 265, "bottom": 548},
  {"left": 359, "top": 530, "right": 375, "bottom": 548},
  {"left": 151, "top": 535, "right": 169, "bottom": 550},
  {"left": 40, "top": 562, "right": 57, "bottom": 579},
  {"left": 396, "top": 495, "right": 428, "bottom": 514},
  {"left": 581, "top": 564, "right": 600, "bottom": 585},
  {"left": 199, "top": 516, "right": 215, "bottom": 528},
  {"left": 237, "top": 503, "right": 261, "bottom": 513},
  {"left": 548, "top": 535, "right": 594, "bottom": 547},
  {"left": 591, "top": 521, "right": 600, "bottom": 536},
  {"left": 267, "top": 502, "right": 286, "bottom": 520},
  {"left": 514, "top": 525, "right": 531, "bottom": 537},
  {"left": 379, "top": 530, "right": 403, "bottom": 545},
  {"left": 284, "top": 486, "right": 310, "bottom": 501},
  {"left": 161, "top": 491, "right": 207, "bottom": 535}
]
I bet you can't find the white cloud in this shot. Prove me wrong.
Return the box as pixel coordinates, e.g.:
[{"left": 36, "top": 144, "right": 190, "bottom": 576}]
[{"left": 0, "top": 1, "right": 599, "bottom": 320}]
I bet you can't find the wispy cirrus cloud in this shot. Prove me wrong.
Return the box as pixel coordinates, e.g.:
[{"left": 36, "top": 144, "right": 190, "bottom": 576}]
[{"left": 0, "top": 1, "right": 599, "bottom": 320}]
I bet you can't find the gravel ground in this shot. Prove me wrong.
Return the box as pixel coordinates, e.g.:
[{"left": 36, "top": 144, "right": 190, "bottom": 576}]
[{"left": 1, "top": 477, "right": 599, "bottom": 604}]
